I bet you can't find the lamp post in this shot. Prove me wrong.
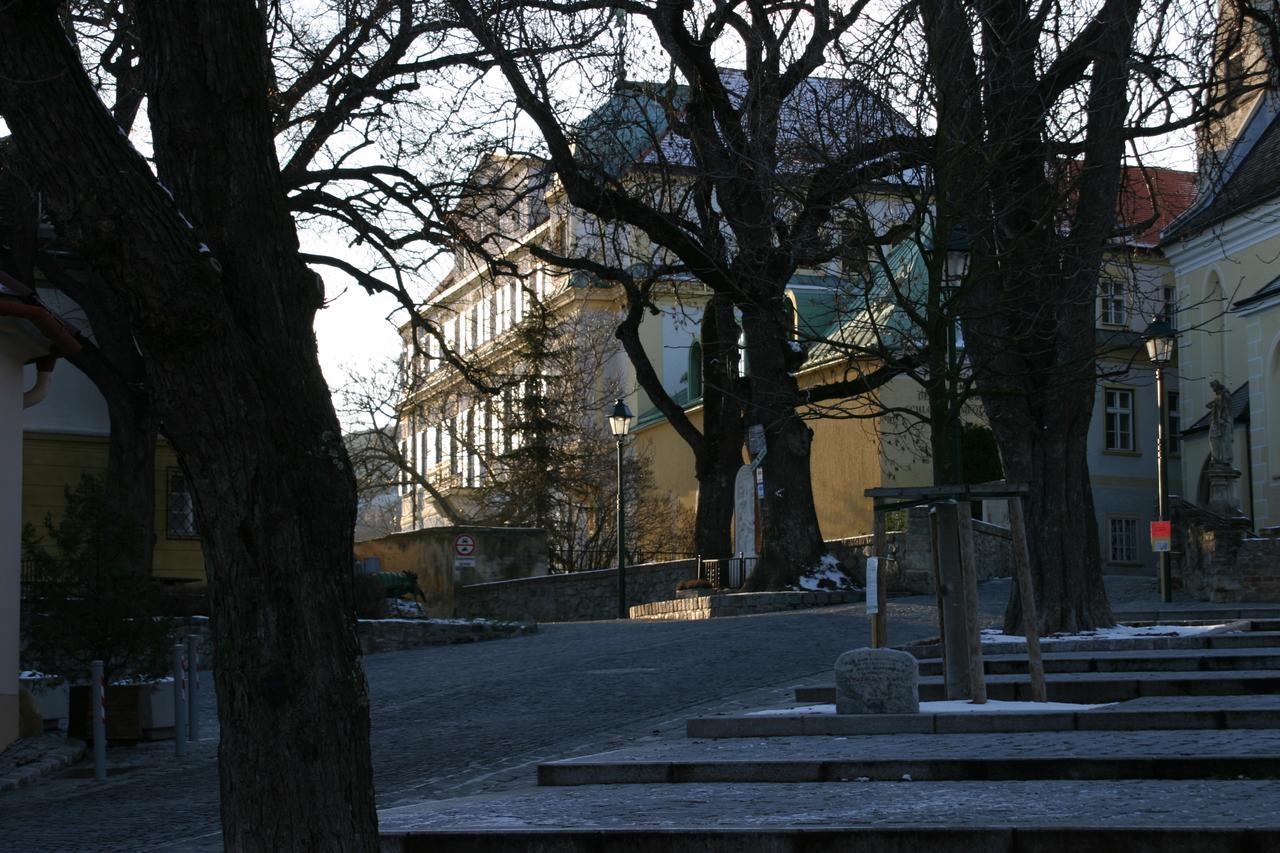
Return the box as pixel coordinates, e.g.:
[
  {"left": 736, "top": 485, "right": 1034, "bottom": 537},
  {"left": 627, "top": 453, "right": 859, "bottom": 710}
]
[
  {"left": 608, "top": 398, "right": 633, "bottom": 619},
  {"left": 1144, "top": 318, "right": 1176, "bottom": 603},
  {"left": 944, "top": 244, "right": 969, "bottom": 484}
]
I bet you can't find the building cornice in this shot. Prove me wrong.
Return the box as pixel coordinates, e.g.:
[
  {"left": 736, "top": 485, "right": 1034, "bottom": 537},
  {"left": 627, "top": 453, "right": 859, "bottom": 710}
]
[{"left": 1162, "top": 197, "right": 1280, "bottom": 274}]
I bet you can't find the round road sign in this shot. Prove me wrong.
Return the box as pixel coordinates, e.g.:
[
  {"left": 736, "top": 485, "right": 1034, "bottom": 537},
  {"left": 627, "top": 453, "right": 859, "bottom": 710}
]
[{"left": 453, "top": 533, "right": 476, "bottom": 557}]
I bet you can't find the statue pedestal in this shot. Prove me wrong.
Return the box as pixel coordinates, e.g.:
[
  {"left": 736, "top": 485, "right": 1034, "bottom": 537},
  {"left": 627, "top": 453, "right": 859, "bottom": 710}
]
[{"left": 1205, "top": 461, "right": 1246, "bottom": 518}]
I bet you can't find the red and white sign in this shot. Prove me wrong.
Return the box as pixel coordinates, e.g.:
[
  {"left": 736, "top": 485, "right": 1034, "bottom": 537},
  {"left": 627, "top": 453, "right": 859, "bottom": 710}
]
[
  {"left": 453, "top": 533, "right": 476, "bottom": 557},
  {"left": 1150, "top": 521, "right": 1172, "bottom": 553}
]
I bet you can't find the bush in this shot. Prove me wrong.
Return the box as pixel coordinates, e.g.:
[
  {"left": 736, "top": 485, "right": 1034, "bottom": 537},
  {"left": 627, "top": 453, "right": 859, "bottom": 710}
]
[
  {"left": 676, "top": 577, "right": 712, "bottom": 591},
  {"left": 21, "top": 474, "right": 174, "bottom": 683},
  {"left": 351, "top": 571, "right": 387, "bottom": 619}
]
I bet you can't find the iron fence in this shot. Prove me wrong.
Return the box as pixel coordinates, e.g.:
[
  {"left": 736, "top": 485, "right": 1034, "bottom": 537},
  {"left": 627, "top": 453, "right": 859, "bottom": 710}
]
[{"left": 701, "top": 556, "right": 758, "bottom": 590}]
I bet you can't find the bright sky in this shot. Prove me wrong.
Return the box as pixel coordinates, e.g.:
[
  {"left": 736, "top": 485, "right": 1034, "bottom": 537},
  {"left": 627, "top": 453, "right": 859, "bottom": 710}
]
[{"left": 304, "top": 230, "right": 407, "bottom": 396}]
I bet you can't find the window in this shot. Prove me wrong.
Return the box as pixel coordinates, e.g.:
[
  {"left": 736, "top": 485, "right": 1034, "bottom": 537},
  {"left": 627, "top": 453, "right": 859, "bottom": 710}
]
[
  {"left": 1104, "top": 388, "right": 1135, "bottom": 452},
  {"left": 1108, "top": 517, "right": 1138, "bottom": 563},
  {"left": 1167, "top": 391, "right": 1181, "bottom": 456},
  {"left": 1099, "top": 273, "right": 1127, "bottom": 326},
  {"left": 1161, "top": 285, "right": 1177, "bottom": 328},
  {"left": 166, "top": 469, "right": 198, "bottom": 539},
  {"left": 688, "top": 341, "right": 703, "bottom": 401}
]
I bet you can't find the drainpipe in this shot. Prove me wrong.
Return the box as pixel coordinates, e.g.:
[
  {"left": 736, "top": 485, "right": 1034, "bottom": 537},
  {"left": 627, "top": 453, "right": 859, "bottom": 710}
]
[{"left": 22, "top": 355, "right": 57, "bottom": 409}]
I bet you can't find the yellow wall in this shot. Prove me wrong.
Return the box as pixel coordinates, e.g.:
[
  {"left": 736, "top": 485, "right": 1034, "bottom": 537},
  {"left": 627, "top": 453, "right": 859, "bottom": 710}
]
[
  {"left": 1173, "top": 226, "right": 1280, "bottom": 529},
  {"left": 633, "top": 367, "right": 895, "bottom": 542},
  {"left": 22, "top": 433, "right": 206, "bottom": 581}
]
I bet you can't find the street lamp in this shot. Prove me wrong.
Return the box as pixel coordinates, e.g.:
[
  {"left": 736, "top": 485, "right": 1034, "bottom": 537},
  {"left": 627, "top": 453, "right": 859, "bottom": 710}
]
[
  {"left": 1144, "top": 318, "right": 1176, "bottom": 603},
  {"left": 608, "top": 397, "right": 633, "bottom": 618},
  {"left": 943, "top": 238, "right": 969, "bottom": 484}
]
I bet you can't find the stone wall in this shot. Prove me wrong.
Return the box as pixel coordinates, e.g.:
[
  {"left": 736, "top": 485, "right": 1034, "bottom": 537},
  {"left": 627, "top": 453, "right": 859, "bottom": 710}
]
[
  {"left": 630, "top": 589, "right": 861, "bottom": 621},
  {"left": 354, "top": 526, "right": 548, "bottom": 616},
  {"left": 454, "top": 559, "right": 697, "bottom": 622},
  {"left": 825, "top": 506, "right": 1014, "bottom": 595},
  {"left": 1176, "top": 504, "right": 1279, "bottom": 602},
  {"left": 356, "top": 618, "right": 536, "bottom": 654}
]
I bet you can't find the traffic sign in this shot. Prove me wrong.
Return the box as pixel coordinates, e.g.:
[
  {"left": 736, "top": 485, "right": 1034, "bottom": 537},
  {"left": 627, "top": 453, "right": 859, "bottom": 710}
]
[{"left": 453, "top": 533, "right": 476, "bottom": 557}]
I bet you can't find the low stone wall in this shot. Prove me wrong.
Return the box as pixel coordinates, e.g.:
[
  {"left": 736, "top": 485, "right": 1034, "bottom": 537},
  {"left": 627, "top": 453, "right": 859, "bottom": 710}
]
[
  {"left": 454, "top": 559, "right": 697, "bottom": 622},
  {"left": 630, "top": 589, "right": 861, "bottom": 621},
  {"left": 825, "top": 506, "right": 1013, "bottom": 595},
  {"left": 176, "top": 616, "right": 537, "bottom": 661},
  {"left": 356, "top": 618, "right": 536, "bottom": 654}
]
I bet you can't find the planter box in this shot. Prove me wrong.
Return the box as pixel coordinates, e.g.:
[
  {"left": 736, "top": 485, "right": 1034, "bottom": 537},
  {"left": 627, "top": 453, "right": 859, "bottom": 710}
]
[
  {"left": 18, "top": 676, "right": 69, "bottom": 732},
  {"left": 68, "top": 681, "right": 176, "bottom": 742}
]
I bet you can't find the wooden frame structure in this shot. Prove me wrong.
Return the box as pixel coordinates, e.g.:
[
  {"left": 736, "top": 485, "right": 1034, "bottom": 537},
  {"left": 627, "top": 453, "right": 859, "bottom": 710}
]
[{"left": 864, "top": 483, "right": 1048, "bottom": 703}]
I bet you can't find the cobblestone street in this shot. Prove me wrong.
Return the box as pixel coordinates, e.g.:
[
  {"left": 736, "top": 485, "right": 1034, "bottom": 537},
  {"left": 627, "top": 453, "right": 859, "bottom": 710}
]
[{"left": 1, "top": 602, "right": 928, "bottom": 852}]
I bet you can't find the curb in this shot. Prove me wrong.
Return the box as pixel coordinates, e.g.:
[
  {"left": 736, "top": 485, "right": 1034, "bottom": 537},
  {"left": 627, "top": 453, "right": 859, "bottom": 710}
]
[
  {"left": 0, "top": 737, "right": 86, "bottom": 793},
  {"left": 382, "top": 826, "right": 1280, "bottom": 853},
  {"left": 536, "top": 754, "right": 1280, "bottom": 785},
  {"left": 686, "top": 706, "right": 1280, "bottom": 738}
]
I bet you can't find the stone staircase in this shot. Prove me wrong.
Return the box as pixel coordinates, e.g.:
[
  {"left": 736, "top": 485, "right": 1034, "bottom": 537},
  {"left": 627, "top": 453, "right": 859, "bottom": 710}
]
[{"left": 380, "top": 614, "right": 1280, "bottom": 852}]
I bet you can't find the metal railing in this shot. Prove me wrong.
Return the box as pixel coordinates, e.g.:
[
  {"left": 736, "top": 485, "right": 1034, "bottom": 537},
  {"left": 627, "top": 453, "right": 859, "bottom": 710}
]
[{"left": 701, "top": 556, "right": 758, "bottom": 590}]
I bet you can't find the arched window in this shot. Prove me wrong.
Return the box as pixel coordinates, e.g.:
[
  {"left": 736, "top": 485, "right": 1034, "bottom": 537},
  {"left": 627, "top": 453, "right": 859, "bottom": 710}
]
[
  {"left": 1205, "top": 273, "right": 1225, "bottom": 382},
  {"left": 688, "top": 341, "right": 703, "bottom": 402},
  {"left": 1270, "top": 340, "right": 1280, "bottom": 479}
]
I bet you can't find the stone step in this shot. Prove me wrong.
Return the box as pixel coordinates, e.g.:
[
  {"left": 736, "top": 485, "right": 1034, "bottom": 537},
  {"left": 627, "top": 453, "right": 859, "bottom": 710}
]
[
  {"left": 796, "top": 669, "right": 1280, "bottom": 704},
  {"left": 686, "top": 698, "right": 1280, "bottom": 738},
  {"left": 909, "top": 630, "right": 1280, "bottom": 659},
  {"left": 382, "top": 825, "right": 1280, "bottom": 853},
  {"left": 538, "top": 730, "right": 1280, "bottom": 786},
  {"left": 917, "top": 647, "right": 1280, "bottom": 677},
  {"left": 378, "top": 780, "right": 1280, "bottom": 850},
  {"left": 538, "top": 753, "right": 1280, "bottom": 786}
]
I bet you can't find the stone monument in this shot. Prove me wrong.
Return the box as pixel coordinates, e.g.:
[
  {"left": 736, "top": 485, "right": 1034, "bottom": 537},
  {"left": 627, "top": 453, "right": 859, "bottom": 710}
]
[
  {"left": 1205, "top": 379, "right": 1245, "bottom": 517},
  {"left": 834, "top": 647, "right": 920, "bottom": 714}
]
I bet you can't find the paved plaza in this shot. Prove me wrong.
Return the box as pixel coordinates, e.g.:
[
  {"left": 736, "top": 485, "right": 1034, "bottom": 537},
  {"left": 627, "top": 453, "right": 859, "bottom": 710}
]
[
  {"left": 0, "top": 598, "right": 936, "bottom": 851},
  {"left": 3, "top": 575, "right": 1271, "bottom": 851}
]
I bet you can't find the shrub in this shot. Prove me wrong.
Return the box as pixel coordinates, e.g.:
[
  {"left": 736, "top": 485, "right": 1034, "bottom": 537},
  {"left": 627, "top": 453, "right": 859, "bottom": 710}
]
[
  {"left": 21, "top": 474, "right": 174, "bottom": 683},
  {"left": 676, "top": 577, "right": 712, "bottom": 591},
  {"left": 351, "top": 571, "right": 387, "bottom": 619}
]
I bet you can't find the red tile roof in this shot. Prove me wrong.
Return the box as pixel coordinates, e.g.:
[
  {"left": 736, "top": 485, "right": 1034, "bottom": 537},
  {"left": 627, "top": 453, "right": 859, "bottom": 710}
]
[{"left": 1116, "top": 164, "right": 1196, "bottom": 247}]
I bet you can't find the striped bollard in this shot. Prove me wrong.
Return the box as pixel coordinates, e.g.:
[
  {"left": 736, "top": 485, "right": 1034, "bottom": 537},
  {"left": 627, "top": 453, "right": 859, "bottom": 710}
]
[
  {"left": 173, "top": 644, "right": 188, "bottom": 757},
  {"left": 187, "top": 633, "right": 200, "bottom": 741},
  {"left": 90, "top": 660, "right": 106, "bottom": 781}
]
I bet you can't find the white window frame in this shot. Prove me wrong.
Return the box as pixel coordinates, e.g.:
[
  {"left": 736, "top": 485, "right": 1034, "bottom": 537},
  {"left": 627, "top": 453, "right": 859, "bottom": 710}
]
[
  {"left": 1104, "top": 387, "right": 1135, "bottom": 452},
  {"left": 1099, "top": 273, "right": 1128, "bottom": 327},
  {"left": 1108, "top": 516, "right": 1139, "bottom": 563}
]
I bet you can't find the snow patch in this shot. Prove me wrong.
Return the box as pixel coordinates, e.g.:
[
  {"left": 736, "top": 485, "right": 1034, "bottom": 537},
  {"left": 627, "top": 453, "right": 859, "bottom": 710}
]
[
  {"left": 982, "top": 623, "right": 1230, "bottom": 644},
  {"left": 792, "top": 554, "right": 856, "bottom": 591},
  {"left": 748, "top": 698, "right": 1114, "bottom": 716}
]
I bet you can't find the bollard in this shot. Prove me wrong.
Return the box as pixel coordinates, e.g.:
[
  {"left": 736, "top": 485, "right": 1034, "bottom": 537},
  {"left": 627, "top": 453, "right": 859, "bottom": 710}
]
[
  {"left": 187, "top": 633, "right": 200, "bottom": 741},
  {"left": 91, "top": 660, "right": 106, "bottom": 781},
  {"left": 173, "top": 644, "right": 187, "bottom": 757}
]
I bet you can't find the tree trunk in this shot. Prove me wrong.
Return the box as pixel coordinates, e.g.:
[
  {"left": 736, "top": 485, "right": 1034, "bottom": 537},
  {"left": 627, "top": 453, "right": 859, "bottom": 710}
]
[
  {"left": 693, "top": 293, "right": 742, "bottom": 559},
  {"left": 993, "top": 408, "right": 1114, "bottom": 635},
  {"left": 739, "top": 301, "right": 825, "bottom": 589},
  {"left": 0, "top": 4, "right": 379, "bottom": 850}
]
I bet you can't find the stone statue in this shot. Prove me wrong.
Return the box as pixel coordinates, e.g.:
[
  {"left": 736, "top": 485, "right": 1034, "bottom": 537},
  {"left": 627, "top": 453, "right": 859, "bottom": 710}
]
[{"left": 1207, "top": 379, "right": 1234, "bottom": 465}]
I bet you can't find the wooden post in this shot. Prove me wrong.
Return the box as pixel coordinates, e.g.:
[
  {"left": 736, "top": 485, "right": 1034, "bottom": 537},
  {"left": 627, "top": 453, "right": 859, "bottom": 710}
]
[
  {"left": 871, "top": 506, "right": 887, "bottom": 648},
  {"left": 955, "top": 502, "right": 987, "bottom": 704},
  {"left": 1008, "top": 496, "right": 1048, "bottom": 702}
]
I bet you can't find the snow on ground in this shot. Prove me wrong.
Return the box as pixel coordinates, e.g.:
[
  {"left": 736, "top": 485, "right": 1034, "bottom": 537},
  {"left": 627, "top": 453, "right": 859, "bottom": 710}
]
[
  {"left": 793, "top": 554, "right": 859, "bottom": 591},
  {"left": 386, "top": 598, "right": 426, "bottom": 617},
  {"left": 748, "top": 699, "right": 1113, "bottom": 717},
  {"left": 981, "top": 623, "right": 1230, "bottom": 644}
]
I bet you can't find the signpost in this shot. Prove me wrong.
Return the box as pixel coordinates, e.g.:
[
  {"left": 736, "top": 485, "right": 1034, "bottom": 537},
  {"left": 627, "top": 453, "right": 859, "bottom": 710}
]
[{"left": 453, "top": 533, "right": 477, "bottom": 570}]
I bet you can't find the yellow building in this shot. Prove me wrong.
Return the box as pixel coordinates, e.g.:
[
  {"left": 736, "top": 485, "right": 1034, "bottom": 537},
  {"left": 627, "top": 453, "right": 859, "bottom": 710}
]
[
  {"left": 21, "top": 290, "right": 205, "bottom": 581},
  {"left": 1163, "top": 88, "right": 1280, "bottom": 530}
]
